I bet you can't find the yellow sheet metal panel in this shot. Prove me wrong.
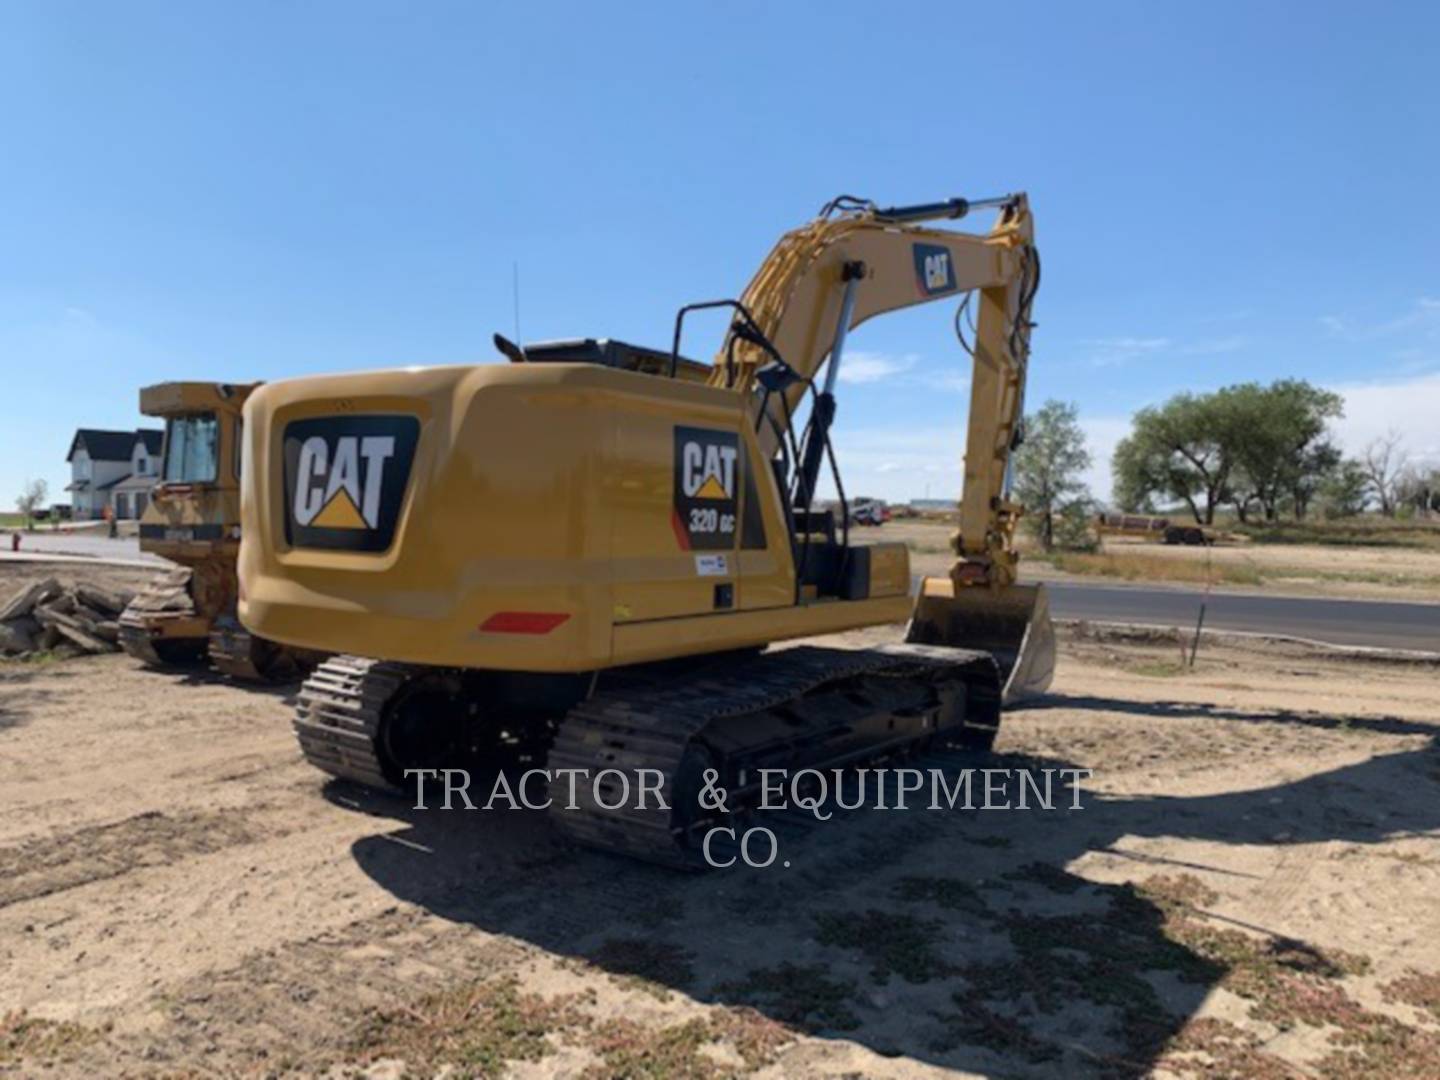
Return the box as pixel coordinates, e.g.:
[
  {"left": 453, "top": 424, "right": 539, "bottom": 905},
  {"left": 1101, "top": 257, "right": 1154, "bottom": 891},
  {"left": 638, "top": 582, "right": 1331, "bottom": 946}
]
[
  {"left": 140, "top": 381, "right": 257, "bottom": 416},
  {"left": 612, "top": 593, "right": 911, "bottom": 666},
  {"left": 239, "top": 362, "right": 803, "bottom": 671},
  {"left": 238, "top": 358, "right": 936, "bottom": 674},
  {"left": 863, "top": 541, "right": 910, "bottom": 597}
]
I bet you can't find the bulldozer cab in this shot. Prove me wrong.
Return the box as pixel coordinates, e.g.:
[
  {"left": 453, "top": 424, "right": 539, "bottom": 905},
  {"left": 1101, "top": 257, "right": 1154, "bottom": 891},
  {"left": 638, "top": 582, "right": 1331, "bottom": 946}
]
[
  {"left": 143, "top": 383, "right": 251, "bottom": 490},
  {"left": 137, "top": 382, "right": 256, "bottom": 559}
]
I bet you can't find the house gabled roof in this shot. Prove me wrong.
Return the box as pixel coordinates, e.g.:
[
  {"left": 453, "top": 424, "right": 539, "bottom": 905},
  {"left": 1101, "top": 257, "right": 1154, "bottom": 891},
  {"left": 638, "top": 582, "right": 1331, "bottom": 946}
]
[{"left": 67, "top": 428, "right": 165, "bottom": 463}]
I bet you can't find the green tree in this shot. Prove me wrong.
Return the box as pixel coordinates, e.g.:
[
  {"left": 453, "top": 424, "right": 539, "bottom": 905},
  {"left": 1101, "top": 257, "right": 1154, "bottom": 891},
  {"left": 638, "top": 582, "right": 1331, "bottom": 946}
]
[
  {"left": 1290, "top": 438, "right": 1343, "bottom": 520},
  {"left": 1319, "top": 459, "right": 1370, "bottom": 518},
  {"left": 1012, "top": 400, "right": 1092, "bottom": 551},
  {"left": 1113, "top": 393, "right": 1234, "bottom": 524},
  {"left": 1114, "top": 380, "right": 1343, "bottom": 524},
  {"left": 1224, "top": 380, "right": 1343, "bottom": 521}
]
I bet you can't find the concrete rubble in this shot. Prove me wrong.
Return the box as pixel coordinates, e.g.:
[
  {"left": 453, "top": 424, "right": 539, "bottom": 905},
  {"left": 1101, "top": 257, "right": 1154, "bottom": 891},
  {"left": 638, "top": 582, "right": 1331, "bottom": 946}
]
[{"left": 0, "top": 577, "right": 134, "bottom": 658}]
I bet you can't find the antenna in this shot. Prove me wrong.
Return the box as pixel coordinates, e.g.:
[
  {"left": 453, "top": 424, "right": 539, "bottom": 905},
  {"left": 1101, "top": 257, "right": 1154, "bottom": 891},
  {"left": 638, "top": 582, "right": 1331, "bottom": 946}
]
[{"left": 512, "top": 262, "right": 521, "bottom": 345}]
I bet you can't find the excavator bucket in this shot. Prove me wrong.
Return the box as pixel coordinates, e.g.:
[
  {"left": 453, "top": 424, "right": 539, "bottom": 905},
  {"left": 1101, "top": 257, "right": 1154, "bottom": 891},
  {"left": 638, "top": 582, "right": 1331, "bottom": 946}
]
[{"left": 905, "top": 578, "right": 1056, "bottom": 706}]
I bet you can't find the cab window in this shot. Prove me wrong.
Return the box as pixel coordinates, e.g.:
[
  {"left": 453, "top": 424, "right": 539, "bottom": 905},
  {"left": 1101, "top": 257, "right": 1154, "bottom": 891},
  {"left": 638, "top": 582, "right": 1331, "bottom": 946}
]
[{"left": 163, "top": 414, "right": 219, "bottom": 483}]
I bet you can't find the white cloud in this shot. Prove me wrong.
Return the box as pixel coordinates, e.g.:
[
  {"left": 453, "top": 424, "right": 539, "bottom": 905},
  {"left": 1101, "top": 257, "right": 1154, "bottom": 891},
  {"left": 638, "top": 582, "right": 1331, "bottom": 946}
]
[
  {"left": 1088, "top": 336, "right": 1171, "bottom": 351},
  {"left": 827, "top": 415, "right": 1131, "bottom": 505},
  {"left": 920, "top": 369, "right": 970, "bottom": 393},
  {"left": 1083, "top": 336, "right": 1170, "bottom": 368},
  {"left": 1077, "top": 415, "right": 1131, "bottom": 505},
  {"left": 1320, "top": 297, "right": 1440, "bottom": 341},
  {"left": 1081, "top": 333, "right": 1253, "bottom": 368},
  {"left": 837, "top": 351, "right": 917, "bottom": 384},
  {"left": 823, "top": 424, "right": 963, "bottom": 501},
  {"left": 1179, "top": 335, "right": 1248, "bottom": 356},
  {"left": 1330, "top": 371, "right": 1440, "bottom": 465}
]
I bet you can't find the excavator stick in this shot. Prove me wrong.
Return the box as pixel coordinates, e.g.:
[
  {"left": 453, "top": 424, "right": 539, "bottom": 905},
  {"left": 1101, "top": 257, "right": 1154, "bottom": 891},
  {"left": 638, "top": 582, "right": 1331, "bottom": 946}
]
[{"left": 905, "top": 578, "right": 1056, "bottom": 705}]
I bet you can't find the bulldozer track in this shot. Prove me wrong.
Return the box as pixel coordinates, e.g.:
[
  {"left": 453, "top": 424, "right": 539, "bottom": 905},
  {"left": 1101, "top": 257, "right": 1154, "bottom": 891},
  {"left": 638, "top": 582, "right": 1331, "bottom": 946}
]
[
  {"left": 209, "top": 617, "right": 322, "bottom": 682},
  {"left": 208, "top": 624, "right": 267, "bottom": 680},
  {"left": 117, "top": 621, "right": 166, "bottom": 666},
  {"left": 118, "top": 566, "right": 206, "bottom": 667}
]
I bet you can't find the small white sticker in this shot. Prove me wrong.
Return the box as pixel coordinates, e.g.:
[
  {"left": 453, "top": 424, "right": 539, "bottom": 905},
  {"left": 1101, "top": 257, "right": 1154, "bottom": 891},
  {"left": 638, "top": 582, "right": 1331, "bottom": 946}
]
[{"left": 695, "top": 553, "right": 729, "bottom": 577}]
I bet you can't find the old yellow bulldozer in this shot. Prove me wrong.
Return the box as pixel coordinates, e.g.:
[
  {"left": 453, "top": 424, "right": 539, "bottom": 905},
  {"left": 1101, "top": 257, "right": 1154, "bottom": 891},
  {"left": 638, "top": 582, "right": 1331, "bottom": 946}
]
[
  {"left": 238, "top": 192, "right": 1055, "bottom": 865},
  {"left": 118, "top": 382, "right": 323, "bottom": 680}
]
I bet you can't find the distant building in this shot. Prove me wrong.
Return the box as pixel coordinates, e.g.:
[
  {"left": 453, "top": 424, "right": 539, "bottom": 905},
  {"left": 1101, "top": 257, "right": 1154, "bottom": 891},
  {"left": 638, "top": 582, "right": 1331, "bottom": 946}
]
[{"left": 65, "top": 428, "right": 163, "bottom": 520}]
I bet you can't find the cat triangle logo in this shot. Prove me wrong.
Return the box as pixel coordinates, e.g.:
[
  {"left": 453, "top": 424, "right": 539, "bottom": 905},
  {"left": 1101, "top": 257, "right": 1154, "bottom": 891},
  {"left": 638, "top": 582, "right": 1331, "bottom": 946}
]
[
  {"left": 285, "top": 416, "right": 419, "bottom": 553},
  {"left": 693, "top": 474, "right": 729, "bottom": 500},
  {"left": 311, "top": 488, "right": 367, "bottom": 529}
]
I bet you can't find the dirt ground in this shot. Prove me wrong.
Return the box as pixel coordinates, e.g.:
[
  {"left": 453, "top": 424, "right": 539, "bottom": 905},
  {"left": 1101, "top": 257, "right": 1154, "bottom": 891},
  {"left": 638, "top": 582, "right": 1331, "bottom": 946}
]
[
  {"left": 885, "top": 518, "right": 1440, "bottom": 602},
  {"left": 3, "top": 562, "right": 1440, "bottom": 1078}
]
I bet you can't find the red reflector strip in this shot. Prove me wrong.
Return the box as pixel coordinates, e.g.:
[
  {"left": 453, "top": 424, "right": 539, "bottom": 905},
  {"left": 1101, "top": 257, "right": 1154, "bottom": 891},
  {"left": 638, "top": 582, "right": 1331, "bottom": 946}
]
[{"left": 479, "top": 611, "right": 571, "bottom": 635}]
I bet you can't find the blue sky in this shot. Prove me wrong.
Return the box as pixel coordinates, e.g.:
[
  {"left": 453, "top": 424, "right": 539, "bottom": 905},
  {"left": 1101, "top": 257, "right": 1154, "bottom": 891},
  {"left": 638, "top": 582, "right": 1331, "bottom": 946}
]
[{"left": 2, "top": 1, "right": 1437, "bottom": 506}]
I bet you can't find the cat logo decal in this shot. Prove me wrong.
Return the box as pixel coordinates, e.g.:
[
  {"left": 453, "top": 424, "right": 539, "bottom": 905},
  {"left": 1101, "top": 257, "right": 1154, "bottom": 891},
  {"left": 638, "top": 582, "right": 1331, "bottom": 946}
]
[
  {"left": 673, "top": 426, "right": 739, "bottom": 553},
  {"left": 283, "top": 415, "right": 419, "bottom": 552},
  {"left": 912, "top": 243, "right": 957, "bottom": 296}
]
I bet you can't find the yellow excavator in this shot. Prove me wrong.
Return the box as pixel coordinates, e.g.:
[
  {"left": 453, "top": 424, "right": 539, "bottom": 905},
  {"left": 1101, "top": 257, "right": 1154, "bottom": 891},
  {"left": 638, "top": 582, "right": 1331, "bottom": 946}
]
[
  {"left": 118, "top": 382, "right": 324, "bottom": 680},
  {"left": 238, "top": 192, "right": 1054, "bottom": 866}
]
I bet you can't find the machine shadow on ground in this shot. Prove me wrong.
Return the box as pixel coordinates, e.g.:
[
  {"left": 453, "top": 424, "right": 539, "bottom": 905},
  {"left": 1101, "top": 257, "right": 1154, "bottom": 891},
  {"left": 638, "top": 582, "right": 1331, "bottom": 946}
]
[
  {"left": 333, "top": 706, "right": 1440, "bottom": 1077},
  {"left": 0, "top": 663, "right": 81, "bottom": 730}
]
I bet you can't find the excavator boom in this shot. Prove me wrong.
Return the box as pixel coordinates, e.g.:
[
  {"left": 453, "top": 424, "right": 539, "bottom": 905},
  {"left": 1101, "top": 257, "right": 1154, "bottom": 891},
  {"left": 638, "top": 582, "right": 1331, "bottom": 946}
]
[{"left": 705, "top": 193, "right": 1053, "bottom": 701}]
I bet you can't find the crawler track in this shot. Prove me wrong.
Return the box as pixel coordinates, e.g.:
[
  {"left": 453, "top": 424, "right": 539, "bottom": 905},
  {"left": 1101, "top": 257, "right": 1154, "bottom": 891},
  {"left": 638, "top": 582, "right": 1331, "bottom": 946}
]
[
  {"left": 547, "top": 643, "right": 1001, "bottom": 867},
  {"left": 294, "top": 655, "right": 410, "bottom": 790},
  {"left": 293, "top": 644, "right": 1002, "bottom": 868},
  {"left": 209, "top": 617, "right": 322, "bottom": 682},
  {"left": 118, "top": 567, "right": 206, "bottom": 666}
]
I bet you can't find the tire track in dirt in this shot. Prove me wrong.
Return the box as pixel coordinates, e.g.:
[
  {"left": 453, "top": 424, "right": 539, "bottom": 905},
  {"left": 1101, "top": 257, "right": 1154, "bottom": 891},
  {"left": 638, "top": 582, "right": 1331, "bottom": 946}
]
[{"left": 0, "top": 809, "right": 272, "bottom": 908}]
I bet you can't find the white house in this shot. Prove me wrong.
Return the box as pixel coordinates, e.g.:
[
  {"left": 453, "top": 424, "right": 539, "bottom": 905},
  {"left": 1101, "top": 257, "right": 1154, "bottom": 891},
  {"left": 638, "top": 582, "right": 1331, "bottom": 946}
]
[{"left": 65, "top": 428, "right": 164, "bottom": 520}]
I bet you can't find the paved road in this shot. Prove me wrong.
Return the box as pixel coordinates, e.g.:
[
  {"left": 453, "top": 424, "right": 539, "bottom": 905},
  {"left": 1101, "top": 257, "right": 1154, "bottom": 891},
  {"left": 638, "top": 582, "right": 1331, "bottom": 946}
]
[
  {"left": 3, "top": 533, "right": 159, "bottom": 563},
  {"left": 5, "top": 532, "right": 1438, "bottom": 651},
  {"left": 1047, "top": 581, "right": 1440, "bottom": 653}
]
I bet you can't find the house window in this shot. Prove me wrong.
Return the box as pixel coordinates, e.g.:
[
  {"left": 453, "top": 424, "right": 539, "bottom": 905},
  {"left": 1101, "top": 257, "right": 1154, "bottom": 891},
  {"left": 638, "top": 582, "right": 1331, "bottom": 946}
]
[{"left": 163, "top": 414, "right": 219, "bottom": 483}]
